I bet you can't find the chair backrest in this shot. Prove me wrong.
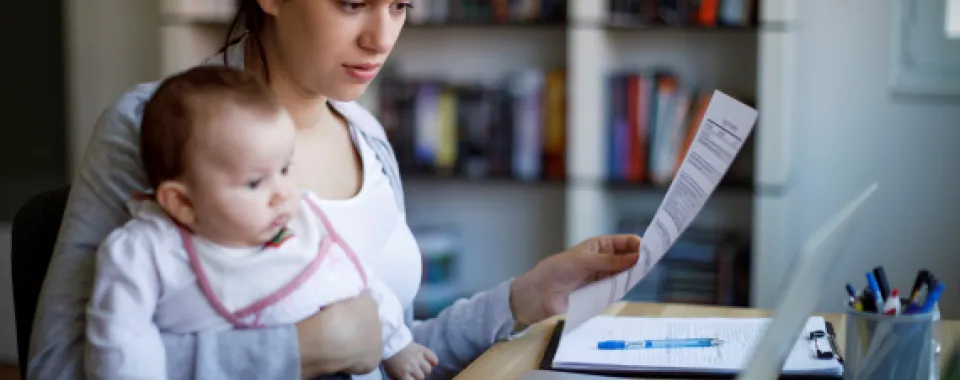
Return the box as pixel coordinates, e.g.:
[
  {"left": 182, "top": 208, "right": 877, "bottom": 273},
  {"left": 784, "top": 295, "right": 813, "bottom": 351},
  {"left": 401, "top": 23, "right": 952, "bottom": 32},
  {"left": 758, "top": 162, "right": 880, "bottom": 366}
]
[{"left": 11, "top": 186, "right": 70, "bottom": 378}]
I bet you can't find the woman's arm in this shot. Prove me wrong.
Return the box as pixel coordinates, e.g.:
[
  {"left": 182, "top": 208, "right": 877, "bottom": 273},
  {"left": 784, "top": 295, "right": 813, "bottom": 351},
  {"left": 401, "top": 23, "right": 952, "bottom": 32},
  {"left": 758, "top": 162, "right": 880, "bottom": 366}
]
[
  {"left": 27, "top": 84, "right": 301, "bottom": 380},
  {"left": 410, "top": 280, "right": 518, "bottom": 380}
]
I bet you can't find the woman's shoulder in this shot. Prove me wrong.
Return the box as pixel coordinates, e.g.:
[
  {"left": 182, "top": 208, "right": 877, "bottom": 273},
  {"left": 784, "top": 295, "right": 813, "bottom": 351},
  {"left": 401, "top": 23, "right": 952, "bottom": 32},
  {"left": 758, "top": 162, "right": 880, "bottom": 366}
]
[
  {"left": 91, "top": 81, "right": 163, "bottom": 145},
  {"left": 328, "top": 100, "right": 389, "bottom": 141}
]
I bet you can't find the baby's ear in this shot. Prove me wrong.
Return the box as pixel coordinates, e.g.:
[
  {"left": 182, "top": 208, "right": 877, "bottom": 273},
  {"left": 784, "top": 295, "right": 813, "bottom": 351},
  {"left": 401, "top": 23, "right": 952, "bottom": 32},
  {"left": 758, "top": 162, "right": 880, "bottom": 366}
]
[{"left": 155, "top": 180, "right": 195, "bottom": 228}]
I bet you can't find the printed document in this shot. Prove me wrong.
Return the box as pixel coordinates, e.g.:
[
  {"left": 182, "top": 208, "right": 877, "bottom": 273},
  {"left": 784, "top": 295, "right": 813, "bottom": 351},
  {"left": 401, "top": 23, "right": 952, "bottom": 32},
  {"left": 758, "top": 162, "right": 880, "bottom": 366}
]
[
  {"left": 553, "top": 316, "right": 843, "bottom": 376},
  {"left": 564, "top": 90, "right": 759, "bottom": 334}
]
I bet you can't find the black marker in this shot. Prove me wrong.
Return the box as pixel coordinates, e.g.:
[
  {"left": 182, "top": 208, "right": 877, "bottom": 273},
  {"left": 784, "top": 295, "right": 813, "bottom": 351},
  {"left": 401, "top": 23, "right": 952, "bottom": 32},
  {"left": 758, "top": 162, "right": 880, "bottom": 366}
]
[{"left": 873, "top": 266, "right": 890, "bottom": 300}]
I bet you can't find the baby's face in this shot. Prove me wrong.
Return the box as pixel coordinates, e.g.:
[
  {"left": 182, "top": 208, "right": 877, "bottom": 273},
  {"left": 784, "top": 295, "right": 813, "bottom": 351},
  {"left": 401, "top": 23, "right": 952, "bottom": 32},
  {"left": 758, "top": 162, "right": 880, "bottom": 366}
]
[{"left": 184, "top": 106, "right": 300, "bottom": 247}]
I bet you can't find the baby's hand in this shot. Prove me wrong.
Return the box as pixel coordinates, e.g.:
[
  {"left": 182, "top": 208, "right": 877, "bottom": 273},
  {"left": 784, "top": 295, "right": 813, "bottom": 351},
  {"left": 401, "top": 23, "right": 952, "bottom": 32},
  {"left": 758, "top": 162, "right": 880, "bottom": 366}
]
[{"left": 384, "top": 343, "right": 438, "bottom": 380}]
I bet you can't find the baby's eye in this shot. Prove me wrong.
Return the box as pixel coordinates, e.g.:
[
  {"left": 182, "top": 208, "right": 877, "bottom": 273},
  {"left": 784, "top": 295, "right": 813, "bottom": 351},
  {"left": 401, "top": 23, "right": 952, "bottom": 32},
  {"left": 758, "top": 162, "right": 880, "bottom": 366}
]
[
  {"left": 280, "top": 165, "right": 290, "bottom": 176},
  {"left": 247, "top": 179, "right": 263, "bottom": 190}
]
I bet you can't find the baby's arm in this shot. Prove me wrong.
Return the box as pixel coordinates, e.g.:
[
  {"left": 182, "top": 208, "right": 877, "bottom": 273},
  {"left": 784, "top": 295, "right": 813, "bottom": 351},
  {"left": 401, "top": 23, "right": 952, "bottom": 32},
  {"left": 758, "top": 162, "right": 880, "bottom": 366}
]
[
  {"left": 85, "top": 227, "right": 167, "bottom": 380},
  {"left": 364, "top": 275, "right": 413, "bottom": 359},
  {"left": 365, "top": 275, "right": 438, "bottom": 380}
]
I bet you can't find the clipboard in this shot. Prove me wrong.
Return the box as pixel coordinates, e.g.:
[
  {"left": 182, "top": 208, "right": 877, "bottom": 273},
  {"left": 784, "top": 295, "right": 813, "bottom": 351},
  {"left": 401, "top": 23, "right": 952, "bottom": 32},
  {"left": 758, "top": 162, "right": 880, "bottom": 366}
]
[{"left": 538, "top": 319, "right": 844, "bottom": 380}]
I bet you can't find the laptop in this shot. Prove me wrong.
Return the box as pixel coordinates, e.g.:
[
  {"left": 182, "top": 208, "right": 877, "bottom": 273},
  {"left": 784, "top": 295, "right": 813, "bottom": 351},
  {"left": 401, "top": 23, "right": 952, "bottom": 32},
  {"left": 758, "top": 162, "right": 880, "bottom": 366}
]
[{"left": 521, "top": 182, "right": 878, "bottom": 380}]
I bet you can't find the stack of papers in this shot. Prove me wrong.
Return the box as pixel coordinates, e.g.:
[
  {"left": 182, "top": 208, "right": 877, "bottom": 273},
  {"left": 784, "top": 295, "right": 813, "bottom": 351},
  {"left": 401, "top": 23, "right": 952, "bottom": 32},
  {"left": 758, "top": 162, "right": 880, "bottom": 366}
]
[{"left": 552, "top": 316, "right": 843, "bottom": 377}]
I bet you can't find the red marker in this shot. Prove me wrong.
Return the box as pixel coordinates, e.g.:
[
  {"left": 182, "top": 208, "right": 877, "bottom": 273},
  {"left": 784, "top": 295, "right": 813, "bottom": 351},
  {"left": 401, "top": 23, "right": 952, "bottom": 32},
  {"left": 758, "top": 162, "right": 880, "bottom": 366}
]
[{"left": 883, "top": 288, "right": 902, "bottom": 315}]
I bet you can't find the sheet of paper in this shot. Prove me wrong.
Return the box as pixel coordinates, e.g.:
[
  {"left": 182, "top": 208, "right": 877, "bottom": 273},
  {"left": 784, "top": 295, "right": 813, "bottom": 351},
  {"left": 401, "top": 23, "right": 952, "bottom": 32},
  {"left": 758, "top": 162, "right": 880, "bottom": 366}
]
[
  {"left": 564, "top": 90, "right": 759, "bottom": 334},
  {"left": 553, "top": 316, "right": 842, "bottom": 375}
]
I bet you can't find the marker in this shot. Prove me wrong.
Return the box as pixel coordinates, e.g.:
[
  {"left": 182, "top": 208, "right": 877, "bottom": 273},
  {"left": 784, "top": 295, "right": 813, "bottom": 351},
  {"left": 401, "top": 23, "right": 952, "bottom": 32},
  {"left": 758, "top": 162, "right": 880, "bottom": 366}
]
[
  {"left": 866, "top": 272, "right": 884, "bottom": 313},
  {"left": 918, "top": 281, "right": 945, "bottom": 314},
  {"left": 907, "top": 270, "right": 929, "bottom": 305},
  {"left": 883, "top": 289, "right": 901, "bottom": 315},
  {"left": 860, "top": 288, "right": 877, "bottom": 312},
  {"left": 597, "top": 338, "right": 724, "bottom": 350},
  {"left": 873, "top": 266, "right": 891, "bottom": 300}
]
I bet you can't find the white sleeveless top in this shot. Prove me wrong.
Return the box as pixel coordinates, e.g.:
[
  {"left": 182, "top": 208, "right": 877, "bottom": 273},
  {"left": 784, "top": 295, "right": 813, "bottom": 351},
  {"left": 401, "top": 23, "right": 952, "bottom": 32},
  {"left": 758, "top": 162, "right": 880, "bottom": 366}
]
[{"left": 315, "top": 132, "right": 423, "bottom": 313}]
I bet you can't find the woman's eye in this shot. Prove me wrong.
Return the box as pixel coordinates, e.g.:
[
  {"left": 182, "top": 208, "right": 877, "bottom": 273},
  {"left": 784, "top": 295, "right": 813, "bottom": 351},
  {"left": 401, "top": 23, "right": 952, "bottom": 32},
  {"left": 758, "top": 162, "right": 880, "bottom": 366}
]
[
  {"left": 247, "top": 179, "right": 262, "bottom": 190},
  {"left": 392, "top": 2, "right": 413, "bottom": 12},
  {"left": 280, "top": 165, "right": 290, "bottom": 176},
  {"left": 338, "top": 1, "right": 365, "bottom": 11}
]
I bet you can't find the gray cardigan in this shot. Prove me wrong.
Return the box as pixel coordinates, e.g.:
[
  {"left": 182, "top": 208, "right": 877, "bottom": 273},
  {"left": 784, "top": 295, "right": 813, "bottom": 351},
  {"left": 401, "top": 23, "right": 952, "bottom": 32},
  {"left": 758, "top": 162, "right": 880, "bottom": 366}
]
[{"left": 27, "top": 42, "right": 519, "bottom": 380}]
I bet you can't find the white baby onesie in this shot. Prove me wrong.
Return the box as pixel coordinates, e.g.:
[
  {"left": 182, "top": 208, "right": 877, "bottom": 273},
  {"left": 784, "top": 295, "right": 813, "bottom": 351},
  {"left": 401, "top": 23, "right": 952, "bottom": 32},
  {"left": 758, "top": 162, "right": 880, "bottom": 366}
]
[{"left": 85, "top": 191, "right": 411, "bottom": 380}]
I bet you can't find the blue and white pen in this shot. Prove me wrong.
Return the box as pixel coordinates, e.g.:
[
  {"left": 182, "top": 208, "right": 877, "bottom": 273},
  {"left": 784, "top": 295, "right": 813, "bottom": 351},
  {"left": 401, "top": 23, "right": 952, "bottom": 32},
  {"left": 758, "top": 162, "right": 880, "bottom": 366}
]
[{"left": 597, "top": 338, "right": 724, "bottom": 350}]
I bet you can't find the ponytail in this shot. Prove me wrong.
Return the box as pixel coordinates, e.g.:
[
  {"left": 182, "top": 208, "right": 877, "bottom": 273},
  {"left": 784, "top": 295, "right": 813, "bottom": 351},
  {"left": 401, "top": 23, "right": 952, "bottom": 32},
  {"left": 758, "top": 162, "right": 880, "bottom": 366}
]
[{"left": 223, "top": 0, "right": 272, "bottom": 83}]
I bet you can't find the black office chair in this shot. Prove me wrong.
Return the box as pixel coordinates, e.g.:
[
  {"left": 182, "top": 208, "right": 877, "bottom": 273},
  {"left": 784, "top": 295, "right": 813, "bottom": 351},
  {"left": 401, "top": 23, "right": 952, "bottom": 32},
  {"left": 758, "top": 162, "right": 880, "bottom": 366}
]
[{"left": 11, "top": 186, "right": 71, "bottom": 379}]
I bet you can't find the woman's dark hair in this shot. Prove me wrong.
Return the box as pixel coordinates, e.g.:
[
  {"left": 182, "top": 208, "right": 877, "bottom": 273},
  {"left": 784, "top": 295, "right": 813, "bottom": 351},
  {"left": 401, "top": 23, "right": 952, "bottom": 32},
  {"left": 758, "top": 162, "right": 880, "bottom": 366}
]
[{"left": 223, "top": 0, "right": 271, "bottom": 83}]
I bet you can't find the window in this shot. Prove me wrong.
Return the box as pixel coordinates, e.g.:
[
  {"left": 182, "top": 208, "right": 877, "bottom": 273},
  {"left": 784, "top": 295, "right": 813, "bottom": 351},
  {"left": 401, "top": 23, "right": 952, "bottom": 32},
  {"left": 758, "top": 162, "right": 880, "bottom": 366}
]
[{"left": 948, "top": 0, "right": 960, "bottom": 38}]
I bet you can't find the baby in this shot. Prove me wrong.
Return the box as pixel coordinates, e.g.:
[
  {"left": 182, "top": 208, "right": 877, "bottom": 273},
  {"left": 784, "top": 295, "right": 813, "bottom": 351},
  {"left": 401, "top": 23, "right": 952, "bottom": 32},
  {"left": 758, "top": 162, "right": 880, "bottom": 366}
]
[{"left": 84, "top": 66, "right": 436, "bottom": 380}]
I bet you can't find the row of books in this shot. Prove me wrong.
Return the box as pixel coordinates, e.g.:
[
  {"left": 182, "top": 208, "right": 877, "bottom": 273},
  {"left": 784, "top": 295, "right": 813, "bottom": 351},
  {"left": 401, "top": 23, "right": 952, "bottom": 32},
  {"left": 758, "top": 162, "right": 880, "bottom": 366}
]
[
  {"left": 605, "top": 70, "right": 754, "bottom": 187},
  {"left": 407, "top": 0, "right": 567, "bottom": 25},
  {"left": 609, "top": 0, "right": 758, "bottom": 27},
  {"left": 618, "top": 219, "right": 750, "bottom": 307},
  {"left": 377, "top": 69, "right": 567, "bottom": 181}
]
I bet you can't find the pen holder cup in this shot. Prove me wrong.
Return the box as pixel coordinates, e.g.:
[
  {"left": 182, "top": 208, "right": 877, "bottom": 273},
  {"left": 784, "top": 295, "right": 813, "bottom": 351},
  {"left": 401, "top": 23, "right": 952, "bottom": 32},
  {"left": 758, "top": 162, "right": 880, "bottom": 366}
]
[{"left": 843, "top": 307, "right": 941, "bottom": 380}]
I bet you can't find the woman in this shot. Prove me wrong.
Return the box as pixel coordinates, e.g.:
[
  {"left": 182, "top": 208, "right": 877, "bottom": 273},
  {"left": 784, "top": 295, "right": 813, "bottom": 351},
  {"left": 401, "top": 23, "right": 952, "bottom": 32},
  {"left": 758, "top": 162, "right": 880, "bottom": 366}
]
[{"left": 28, "top": 1, "right": 642, "bottom": 379}]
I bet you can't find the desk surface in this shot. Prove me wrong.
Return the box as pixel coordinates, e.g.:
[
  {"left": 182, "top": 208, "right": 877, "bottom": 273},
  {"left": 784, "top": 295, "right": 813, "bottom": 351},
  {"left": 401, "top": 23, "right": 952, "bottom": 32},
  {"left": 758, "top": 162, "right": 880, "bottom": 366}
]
[{"left": 455, "top": 302, "right": 960, "bottom": 380}]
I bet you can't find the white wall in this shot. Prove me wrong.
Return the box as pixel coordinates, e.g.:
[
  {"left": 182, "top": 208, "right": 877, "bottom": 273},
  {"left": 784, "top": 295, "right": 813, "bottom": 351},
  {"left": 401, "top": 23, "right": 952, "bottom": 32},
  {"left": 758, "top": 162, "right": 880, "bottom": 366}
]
[
  {"left": 0, "top": 0, "right": 162, "bottom": 365},
  {"left": 65, "top": 0, "right": 161, "bottom": 175},
  {"left": 789, "top": 0, "right": 960, "bottom": 317}
]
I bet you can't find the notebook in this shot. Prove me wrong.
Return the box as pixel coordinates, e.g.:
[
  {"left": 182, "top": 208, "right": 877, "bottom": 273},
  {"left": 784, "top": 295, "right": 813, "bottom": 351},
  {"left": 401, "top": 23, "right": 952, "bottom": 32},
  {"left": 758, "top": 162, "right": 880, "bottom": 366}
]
[{"left": 547, "top": 316, "right": 842, "bottom": 378}]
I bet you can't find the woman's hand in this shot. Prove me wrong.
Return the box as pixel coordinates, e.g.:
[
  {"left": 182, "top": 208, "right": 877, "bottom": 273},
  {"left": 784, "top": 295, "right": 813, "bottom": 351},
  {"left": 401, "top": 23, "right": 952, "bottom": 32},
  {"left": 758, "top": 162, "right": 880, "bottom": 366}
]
[
  {"left": 509, "top": 234, "right": 642, "bottom": 326},
  {"left": 296, "top": 291, "right": 384, "bottom": 378}
]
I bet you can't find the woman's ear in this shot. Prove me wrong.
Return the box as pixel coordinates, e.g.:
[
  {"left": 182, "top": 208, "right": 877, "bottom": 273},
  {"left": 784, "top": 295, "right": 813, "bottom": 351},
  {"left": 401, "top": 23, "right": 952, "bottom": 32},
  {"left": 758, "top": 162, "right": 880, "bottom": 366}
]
[
  {"left": 256, "top": 0, "right": 282, "bottom": 16},
  {"left": 155, "top": 180, "right": 196, "bottom": 228}
]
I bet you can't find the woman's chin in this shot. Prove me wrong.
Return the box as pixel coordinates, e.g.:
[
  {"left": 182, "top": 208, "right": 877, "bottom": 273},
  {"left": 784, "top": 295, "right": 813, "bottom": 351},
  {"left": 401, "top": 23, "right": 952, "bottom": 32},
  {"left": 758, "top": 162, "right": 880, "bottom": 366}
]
[{"left": 326, "top": 83, "right": 370, "bottom": 103}]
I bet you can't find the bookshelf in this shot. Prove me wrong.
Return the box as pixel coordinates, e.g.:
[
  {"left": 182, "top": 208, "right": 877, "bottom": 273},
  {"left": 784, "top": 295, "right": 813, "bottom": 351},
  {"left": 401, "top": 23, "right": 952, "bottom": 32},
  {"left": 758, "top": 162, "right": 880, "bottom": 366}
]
[{"left": 158, "top": 0, "right": 795, "bottom": 313}]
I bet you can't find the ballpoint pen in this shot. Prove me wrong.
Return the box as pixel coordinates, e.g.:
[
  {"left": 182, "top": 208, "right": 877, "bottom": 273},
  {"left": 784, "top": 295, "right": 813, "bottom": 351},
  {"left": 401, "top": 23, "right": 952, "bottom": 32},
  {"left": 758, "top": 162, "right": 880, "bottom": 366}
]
[
  {"left": 845, "top": 283, "right": 857, "bottom": 298},
  {"left": 597, "top": 338, "right": 725, "bottom": 350},
  {"left": 845, "top": 283, "right": 857, "bottom": 307}
]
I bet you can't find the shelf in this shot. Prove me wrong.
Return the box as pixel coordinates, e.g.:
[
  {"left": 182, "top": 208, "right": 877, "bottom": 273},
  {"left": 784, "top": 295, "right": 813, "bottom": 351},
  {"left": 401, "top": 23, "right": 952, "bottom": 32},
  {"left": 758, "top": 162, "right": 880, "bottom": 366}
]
[
  {"left": 406, "top": 21, "right": 566, "bottom": 29},
  {"left": 602, "top": 22, "right": 758, "bottom": 32},
  {"left": 398, "top": 172, "right": 754, "bottom": 194},
  {"left": 605, "top": 179, "right": 755, "bottom": 194},
  {"left": 400, "top": 170, "right": 566, "bottom": 187}
]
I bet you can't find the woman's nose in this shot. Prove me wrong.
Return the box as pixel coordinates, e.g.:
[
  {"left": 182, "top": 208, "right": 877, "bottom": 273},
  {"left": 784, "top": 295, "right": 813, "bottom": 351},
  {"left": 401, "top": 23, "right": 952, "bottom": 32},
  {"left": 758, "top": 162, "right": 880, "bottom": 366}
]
[{"left": 358, "top": 9, "right": 399, "bottom": 54}]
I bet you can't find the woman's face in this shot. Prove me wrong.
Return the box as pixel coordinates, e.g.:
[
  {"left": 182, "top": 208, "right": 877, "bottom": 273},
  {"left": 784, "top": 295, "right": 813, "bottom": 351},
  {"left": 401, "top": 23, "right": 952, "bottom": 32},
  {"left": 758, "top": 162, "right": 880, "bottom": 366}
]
[{"left": 265, "top": 0, "right": 410, "bottom": 101}]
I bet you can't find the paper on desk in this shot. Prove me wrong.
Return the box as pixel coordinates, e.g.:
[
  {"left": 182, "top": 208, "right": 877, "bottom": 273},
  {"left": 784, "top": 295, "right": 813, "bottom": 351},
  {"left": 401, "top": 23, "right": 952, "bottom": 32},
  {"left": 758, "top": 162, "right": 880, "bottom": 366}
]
[
  {"left": 553, "top": 316, "right": 842, "bottom": 375},
  {"left": 563, "top": 90, "right": 759, "bottom": 334}
]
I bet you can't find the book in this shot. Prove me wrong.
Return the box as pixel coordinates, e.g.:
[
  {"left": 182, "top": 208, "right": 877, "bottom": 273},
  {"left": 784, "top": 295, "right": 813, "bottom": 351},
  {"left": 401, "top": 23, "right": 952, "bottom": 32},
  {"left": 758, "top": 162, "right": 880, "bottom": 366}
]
[{"left": 547, "top": 316, "right": 843, "bottom": 378}]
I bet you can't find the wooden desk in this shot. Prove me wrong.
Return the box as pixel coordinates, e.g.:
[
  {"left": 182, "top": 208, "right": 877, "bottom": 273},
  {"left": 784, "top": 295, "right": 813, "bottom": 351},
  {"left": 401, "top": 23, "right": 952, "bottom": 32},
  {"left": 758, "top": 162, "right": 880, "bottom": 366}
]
[{"left": 456, "top": 302, "right": 960, "bottom": 380}]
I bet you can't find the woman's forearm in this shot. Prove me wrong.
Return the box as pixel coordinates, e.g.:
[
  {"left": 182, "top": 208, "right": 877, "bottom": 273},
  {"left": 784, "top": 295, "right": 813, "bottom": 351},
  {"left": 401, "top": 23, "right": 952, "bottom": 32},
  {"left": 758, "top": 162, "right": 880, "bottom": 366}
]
[
  {"left": 296, "top": 292, "right": 385, "bottom": 377},
  {"left": 411, "top": 280, "right": 518, "bottom": 380}
]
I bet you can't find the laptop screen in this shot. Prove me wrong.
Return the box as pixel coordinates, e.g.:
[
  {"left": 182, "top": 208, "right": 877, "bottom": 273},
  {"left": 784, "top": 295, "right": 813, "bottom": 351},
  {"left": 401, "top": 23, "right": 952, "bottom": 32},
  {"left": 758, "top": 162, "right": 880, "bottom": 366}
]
[{"left": 735, "top": 182, "right": 878, "bottom": 380}]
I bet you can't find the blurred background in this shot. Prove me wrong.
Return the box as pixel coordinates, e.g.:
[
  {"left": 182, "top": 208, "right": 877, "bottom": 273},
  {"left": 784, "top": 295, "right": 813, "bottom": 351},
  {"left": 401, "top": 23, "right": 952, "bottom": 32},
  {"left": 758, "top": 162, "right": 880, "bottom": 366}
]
[{"left": 0, "top": 0, "right": 958, "bottom": 374}]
